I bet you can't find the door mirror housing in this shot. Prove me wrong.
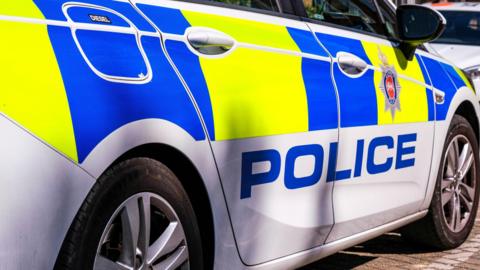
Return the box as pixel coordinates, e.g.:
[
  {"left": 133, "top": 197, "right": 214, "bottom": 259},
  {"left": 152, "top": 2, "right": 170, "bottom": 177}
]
[{"left": 396, "top": 5, "right": 446, "bottom": 60}]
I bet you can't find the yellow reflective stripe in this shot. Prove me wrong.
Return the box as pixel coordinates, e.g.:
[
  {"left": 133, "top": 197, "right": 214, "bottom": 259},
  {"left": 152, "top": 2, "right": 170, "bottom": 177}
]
[
  {"left": 181, "top": 12, "right": 307, "bottom": 140},
  {"left": 182, "top": 11, "right": 300, "bottom": 52},
  {"left": 362, "top": 42, "right": 428, "bottom": 125},
  {"left": 197, "top": 47, "right": 308, "bottom": 140},
  {"left": 0, "top": 21, "right": 78, "bottom": 161},
  {"left": 0, "top": 0, "right": 44, "bottom": 18},
  {"left": 455, "top": 67, "right": 474, "bottom": 91}
]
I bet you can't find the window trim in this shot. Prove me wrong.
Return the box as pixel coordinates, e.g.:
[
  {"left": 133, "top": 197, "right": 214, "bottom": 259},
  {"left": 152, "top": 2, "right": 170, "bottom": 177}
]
[
  {"left": 291, "top": 0, "right": 396, "bottom": 40},
  {"left": 171, "top": 0, "right": 301, "bottom": 20},
  {"left": 300, "top": 16, "right": 390, "bottom": 39},
  {"left": 373, "top": 0, "right": 386, "bottom": 24},
  {"left": 375, "top": 0, "right": 402, "bottom": 41},
  {"left": 172, "top": 0, "right": 406, "bottom": 50}
]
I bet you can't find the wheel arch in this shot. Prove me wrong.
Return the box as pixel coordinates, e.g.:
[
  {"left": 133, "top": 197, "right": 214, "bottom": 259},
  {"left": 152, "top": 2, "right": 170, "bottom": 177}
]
[
  {"left": 110, "top": 143, "right": 215, "bottom": 269},
  {"left": 454, "top": 100, "right": 480, "bottom": 144},
  {"left": 422, "top": 89, "right": 480, "bottom": 210}
]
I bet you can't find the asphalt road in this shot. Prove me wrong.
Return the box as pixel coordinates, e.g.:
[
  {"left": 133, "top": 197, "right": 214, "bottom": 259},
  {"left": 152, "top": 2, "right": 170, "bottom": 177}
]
[{"left": 300, "top": 213, "right": 480, "bottom": 269}]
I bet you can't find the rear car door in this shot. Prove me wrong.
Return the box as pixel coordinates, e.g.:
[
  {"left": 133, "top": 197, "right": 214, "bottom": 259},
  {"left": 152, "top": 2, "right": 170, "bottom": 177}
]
[
  {"left": 130, "top": 0, "right": 339, "bottom": 265},
  {"left": 301, "top": 0, "right": 437, "bottom": 241},
  {"left": 30, "top": 0, "right": 207, "bottom": 164}
]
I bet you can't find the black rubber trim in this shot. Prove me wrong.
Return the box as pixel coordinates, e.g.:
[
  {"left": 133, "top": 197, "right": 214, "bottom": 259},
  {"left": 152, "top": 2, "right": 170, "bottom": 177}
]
[{"left": 173, "top": 0, "right": 301, "bottom": 21}]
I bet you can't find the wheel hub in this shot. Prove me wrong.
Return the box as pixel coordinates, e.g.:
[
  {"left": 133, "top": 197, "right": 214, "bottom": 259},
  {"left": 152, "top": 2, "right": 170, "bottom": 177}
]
[{"left": 93, "top": 193, "right": 190, "bottom": 270}]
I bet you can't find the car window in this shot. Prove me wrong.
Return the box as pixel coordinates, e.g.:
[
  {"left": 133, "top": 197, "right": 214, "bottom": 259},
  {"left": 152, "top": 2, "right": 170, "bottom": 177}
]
[
  {"left": 212, "top": 0, "right": 280, "bottom": 11},
  {"left": 303, "top": 0, "right": 386, "bottom": 35},
  {"left": 432, "top": 11, "right": 480, "bottom": 46},
  {"left": 377, "top": 0, "right": 398, "bottom": 39}
]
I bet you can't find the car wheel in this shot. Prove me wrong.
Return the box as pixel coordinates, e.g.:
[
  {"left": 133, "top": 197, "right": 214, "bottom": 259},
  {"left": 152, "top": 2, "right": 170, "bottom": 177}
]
[
  {"left": 401, "top": 114, "right": 480, "bottom": 249},
  {"left": 54, "top": 158, "right": 203, "bottom": 270}
]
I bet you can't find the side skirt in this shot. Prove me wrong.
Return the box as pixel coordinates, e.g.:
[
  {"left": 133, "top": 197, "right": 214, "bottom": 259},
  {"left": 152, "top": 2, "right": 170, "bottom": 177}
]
[{"left": 248, "top": 210, "right": 428, "bottom": 270}]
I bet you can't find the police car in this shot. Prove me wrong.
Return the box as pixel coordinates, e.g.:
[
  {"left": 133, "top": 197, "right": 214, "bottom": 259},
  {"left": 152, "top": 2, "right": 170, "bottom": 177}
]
[
  {"left": 0, "top": 0, "right": 479, "bottom": 270},
  {"left": 425, "top": 2, "right": 480, "bottom": 96}
]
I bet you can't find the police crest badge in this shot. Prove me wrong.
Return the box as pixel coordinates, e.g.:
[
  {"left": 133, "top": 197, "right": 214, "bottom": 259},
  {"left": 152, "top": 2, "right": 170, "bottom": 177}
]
[{"left": 378, "top": 48, "right": 401, "bottom": 119}]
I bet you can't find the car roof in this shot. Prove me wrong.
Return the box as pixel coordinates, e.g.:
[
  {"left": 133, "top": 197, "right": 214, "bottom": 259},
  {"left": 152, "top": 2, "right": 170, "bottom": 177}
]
[{"left": 424, "top": 2, "right": 480, "bottom": 12}]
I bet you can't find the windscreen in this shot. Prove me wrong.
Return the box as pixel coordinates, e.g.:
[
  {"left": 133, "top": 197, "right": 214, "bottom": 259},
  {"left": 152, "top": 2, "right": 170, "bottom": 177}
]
[{"left": 432, "top": 11, "right": 480, "bottom": 46}]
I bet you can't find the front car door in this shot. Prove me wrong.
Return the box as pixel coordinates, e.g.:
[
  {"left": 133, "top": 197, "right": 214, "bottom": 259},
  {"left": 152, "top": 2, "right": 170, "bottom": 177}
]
[
  {"left": 130, "top": 0, "right": 340, "bottom": 265},
  {"left": 301, "top": 0, "right": 437, "bottom": 241}
]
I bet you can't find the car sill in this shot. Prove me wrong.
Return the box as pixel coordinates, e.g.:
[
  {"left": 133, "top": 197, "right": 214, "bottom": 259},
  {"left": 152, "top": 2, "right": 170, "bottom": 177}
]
[{"left": 248, "top": 210, "right": 429, "bottom": 270}]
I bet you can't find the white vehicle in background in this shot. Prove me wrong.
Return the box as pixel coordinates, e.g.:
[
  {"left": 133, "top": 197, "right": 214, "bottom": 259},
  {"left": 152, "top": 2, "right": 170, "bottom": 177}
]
[{"left": 426, "top": 2, "right": 480, "bottom": 94}]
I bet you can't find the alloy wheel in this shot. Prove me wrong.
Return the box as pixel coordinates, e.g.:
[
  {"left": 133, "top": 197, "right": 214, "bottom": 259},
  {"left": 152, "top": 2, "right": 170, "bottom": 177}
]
[
  {"left": 441, "top": 135, "right": 476, "bottom": 233},
  {"left": 93, "top": 192, "right": 189, "bottom": 270}
]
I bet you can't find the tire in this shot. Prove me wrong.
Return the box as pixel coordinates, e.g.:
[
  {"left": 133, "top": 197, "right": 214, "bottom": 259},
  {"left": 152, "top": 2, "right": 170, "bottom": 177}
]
[
  {"left": 54, "top": 158, "right": 204, "bottom": 270},
  {"left": 401, "top": 115, "right": 480, "bottom": 249}
]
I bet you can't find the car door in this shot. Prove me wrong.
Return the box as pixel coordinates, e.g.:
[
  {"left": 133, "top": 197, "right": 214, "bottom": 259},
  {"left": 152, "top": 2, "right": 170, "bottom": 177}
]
[
  {"left": 130, "top": 0, "right": 339, "bottom": 265},
  {"left": 30, "top": 0, "right": 208, "bottom": 164},
  {"left": 301, "top": 0, "right": 436, "bottom": 241}
]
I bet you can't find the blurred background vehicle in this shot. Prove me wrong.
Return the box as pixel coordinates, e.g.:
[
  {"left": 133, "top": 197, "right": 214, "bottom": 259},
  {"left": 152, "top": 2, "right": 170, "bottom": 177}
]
[
  {"left": 390, "top": 0, "right": 480, "bottom": 94},
  {"left": 424, "top": 2, "right": 480, "bottom": 96}
]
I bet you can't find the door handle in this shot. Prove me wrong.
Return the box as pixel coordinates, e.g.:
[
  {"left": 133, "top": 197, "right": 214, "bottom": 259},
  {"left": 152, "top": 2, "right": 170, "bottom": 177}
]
[
  {"left": 186, "top": 29, "right": 235, "bottom": 55},
  {"left": 337, "top": 52, "right": 368, "bottom": 76}
]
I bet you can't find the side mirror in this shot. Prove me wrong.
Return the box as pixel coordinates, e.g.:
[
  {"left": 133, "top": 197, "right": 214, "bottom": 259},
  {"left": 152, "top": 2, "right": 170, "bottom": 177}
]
[{"left": 396, "top": 5, "right": 446, "bottom": 60}]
